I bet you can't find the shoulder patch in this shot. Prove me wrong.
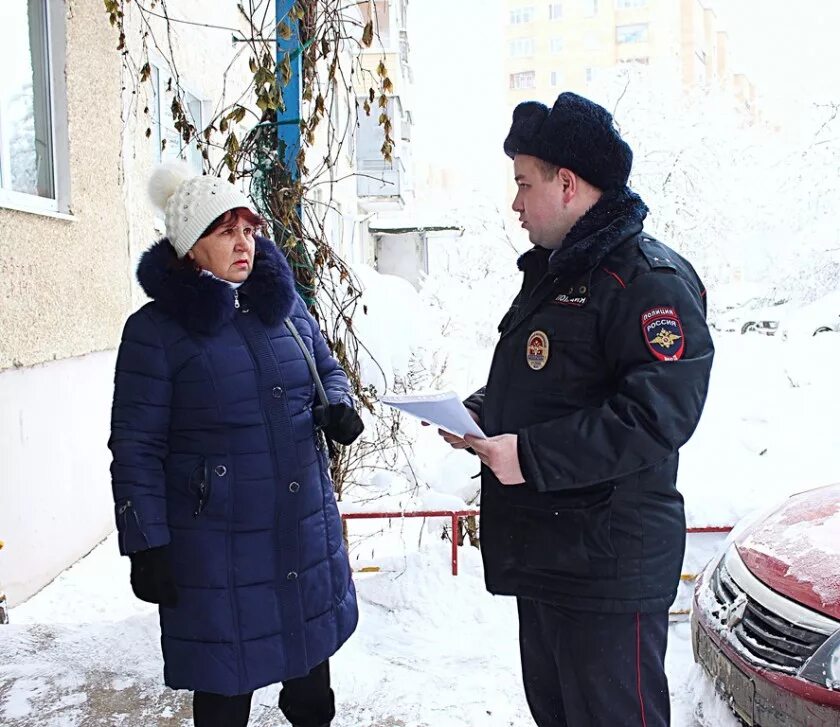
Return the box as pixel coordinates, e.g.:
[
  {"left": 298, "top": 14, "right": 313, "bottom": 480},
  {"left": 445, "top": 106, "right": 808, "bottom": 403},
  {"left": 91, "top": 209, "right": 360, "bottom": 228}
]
[
  {"left": 641, "top": 307, "right": 685, "bottom": 361},
  {"left": 638, "top": 237, "right": 677, "bottom": 272}
]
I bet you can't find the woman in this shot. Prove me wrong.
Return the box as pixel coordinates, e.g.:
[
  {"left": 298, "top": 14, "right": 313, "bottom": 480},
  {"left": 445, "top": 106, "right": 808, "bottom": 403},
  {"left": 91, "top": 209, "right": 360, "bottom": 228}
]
[{"left": 109, "top": 164, "right": 363, "bottom": 727}]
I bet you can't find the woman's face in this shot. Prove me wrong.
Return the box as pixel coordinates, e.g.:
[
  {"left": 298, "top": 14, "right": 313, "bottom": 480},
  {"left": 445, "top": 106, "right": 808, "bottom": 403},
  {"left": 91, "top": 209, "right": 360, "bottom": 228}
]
[{"left": 187, "top": 210, "right": 256, "bottom": 283}]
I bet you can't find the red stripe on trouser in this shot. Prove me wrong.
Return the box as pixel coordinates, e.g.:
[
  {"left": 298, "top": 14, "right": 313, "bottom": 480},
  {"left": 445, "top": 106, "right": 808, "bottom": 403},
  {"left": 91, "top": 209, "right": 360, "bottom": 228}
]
[{"left": 636, "top": 612, "right": 648, "bottom": 727}]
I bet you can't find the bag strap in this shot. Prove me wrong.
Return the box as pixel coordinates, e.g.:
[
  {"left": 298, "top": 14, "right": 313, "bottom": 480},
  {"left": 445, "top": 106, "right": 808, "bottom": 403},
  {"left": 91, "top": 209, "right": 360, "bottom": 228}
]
[{"left": 284, "top": 317, "right": 329, "bottom": 408}]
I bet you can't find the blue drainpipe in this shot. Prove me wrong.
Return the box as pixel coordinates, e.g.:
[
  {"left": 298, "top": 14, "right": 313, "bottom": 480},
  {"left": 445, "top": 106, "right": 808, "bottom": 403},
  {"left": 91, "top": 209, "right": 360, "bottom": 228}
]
[{"left": 276, "top": 0, "right": 302, "bottom": 188}]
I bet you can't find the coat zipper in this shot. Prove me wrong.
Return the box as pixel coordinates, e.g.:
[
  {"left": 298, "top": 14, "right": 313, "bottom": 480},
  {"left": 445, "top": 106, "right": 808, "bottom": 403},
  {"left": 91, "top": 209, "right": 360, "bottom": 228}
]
[
  {"left": 118, "top": 500, "right": 149, "bottom": 553},
  {"left": 193, "top": 460, "right": 210, "bottom": 517}
]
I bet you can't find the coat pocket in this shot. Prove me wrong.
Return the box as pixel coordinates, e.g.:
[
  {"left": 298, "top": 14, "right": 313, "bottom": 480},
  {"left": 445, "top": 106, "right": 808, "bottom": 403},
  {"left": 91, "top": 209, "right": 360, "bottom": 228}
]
[
  {"left": 510, "top": 486, "right": 617, "bottom": 578},
  {"left": 166, "top": 454, "right": 230, "bottom": 524}
]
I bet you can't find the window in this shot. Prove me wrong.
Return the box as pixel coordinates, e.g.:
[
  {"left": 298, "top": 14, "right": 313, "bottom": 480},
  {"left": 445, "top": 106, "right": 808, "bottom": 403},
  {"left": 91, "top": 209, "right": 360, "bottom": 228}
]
[
  {"left": 616, "top": 23, "right": 649, "bottom": 43},
  {"left": 585, "top": 67, "right": 595, "bottom": 82},
  {"left": 149, "top": 61, "right": 206, "bottom": 174},
  {"left": 0, "top": 0, "right": 69, "bottom": 214},
  {"left": 582, "top": 0, "right": 598, "bottom": 17},
  {"left": 510, "top": 6, "right": 535, "bottom": 24},
  {"left": 509, "top": 38, "right": 535, "bottom": 57},
  {"left": 550, "top": 70, "right": 564, "bottom": 87},
  {"left": 509, "top": 71, "right": 536, "bottom": 89},
  {"left": 616, "top": 0, "right": 646, "bottom": 8},
  {"left": 550, "top": 37, "right": 564, "bottom": 54},
  {"left": 548, "top": 3, "right": 563, "bottom": 19}
]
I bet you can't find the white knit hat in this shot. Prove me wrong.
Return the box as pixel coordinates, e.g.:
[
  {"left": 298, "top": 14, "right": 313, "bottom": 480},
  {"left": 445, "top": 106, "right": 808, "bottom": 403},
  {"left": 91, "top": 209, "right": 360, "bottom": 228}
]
[{"left": 147, "top": 162, "right": 255, "bottom": 258}]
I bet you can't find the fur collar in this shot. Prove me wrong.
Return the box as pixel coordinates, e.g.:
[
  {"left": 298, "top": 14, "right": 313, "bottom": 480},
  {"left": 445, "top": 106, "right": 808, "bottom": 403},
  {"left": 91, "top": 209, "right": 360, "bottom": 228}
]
[
  {"left": 136, "top": 235, "right": 297, "bottom": 334},
  {"left": 517, "top": 187, "right": 648, "bottom": 278}
]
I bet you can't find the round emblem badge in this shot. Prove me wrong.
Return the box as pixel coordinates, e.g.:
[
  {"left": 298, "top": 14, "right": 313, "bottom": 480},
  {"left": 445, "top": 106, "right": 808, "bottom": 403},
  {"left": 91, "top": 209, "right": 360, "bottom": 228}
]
[{"left": 526, "top": 330, "right": 550, "bottom": 370}]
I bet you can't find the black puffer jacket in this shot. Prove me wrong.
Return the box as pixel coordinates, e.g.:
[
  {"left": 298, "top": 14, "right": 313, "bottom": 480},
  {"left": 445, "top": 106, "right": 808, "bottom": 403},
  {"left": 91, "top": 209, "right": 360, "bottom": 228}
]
[{"left": 465, "top": 188, "right": 714, "bottom": 613}]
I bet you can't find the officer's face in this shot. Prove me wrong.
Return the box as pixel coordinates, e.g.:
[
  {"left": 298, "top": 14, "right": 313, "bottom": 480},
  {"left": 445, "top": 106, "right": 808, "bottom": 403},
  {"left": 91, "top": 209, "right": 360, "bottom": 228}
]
[{"left": 512, "top": 154, "right": 574, "bottom": 249}]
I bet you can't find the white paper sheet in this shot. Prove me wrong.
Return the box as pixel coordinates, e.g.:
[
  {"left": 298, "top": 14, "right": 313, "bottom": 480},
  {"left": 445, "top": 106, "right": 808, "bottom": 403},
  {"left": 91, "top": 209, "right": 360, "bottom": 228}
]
[{"left": 380, "top": 390, "right": 486, "bottom": 439}]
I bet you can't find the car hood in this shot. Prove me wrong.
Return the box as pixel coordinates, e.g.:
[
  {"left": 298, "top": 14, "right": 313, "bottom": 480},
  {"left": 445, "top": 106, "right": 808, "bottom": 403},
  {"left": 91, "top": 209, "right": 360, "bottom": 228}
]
[{"left": 736, "top": 483, "right": 840, "bottom": 620}]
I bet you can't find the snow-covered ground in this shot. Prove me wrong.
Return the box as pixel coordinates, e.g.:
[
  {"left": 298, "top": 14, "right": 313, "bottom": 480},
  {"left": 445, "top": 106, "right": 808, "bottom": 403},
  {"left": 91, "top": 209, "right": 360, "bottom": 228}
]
[
  {"left": 4, "top": 260, "right": 840, "bottom": 726},
  {"left": 2, "top": 529, "right": 739, "bottom": 727}
]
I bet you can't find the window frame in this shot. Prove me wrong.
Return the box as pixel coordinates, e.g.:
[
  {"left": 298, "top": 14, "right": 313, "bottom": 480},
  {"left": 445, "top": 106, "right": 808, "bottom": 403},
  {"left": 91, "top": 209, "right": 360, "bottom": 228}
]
[
  {"left": 616, "top": 22, "right": 649, "bottom": 44},
  {"left": 510, "top": 6, "right": 536, "bottom": 25},
  {"left": 509, "top": 71, "right": 537, "bottom": 90},
  {"left": 509, "top": 37, "right": 536, "bottom": 58},
  {"left": 148, "top": 53, "right": 208, "bottom": 175},
  {"left": 0, "top": 0, "right": 71, "bottom": 219}
]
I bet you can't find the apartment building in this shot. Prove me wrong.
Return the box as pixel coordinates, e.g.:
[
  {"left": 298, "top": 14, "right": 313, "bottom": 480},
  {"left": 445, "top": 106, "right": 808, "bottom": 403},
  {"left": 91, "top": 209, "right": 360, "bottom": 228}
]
[{"left": 504, "top": 0, "right": 756, "bottom": 113}]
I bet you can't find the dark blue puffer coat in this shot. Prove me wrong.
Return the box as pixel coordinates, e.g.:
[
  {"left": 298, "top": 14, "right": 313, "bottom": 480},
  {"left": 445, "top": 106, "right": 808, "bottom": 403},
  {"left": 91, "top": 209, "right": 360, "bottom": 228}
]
[{"left": 109, "top": 236, "right": 358, "bottom": 696}]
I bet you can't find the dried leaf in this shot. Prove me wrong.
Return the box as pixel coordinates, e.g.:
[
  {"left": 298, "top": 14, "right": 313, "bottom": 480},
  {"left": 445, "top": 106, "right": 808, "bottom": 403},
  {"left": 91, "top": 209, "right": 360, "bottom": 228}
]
[
  {"left": 362, "top": 21, "right": 374, "bottom": 47},
  {"left": 248, "top": 57, "right": 257, "bottom": 73},
  {"left": 383, "top": 77, "right": 394, "bottom": 93},
  {"left": 139, "top": 62, "right": 151, "bottom": 83},
  {"left": 377, "top": 60, "right": 387, "bottom": 78},
  {"left": 368, "top": 88, "right": 375, "bottom": 103},
  {"left": 378, "top": 94, "right": 388, "bottom": 109},
  {"left": 280, "top": 53, "right": 292, "bottom": 86},
  {"left": 363, "top": 100, "right": 371, "bottom": 116},
  {"left": 278, "top": 22, "right": 292, "bottom": 40}
]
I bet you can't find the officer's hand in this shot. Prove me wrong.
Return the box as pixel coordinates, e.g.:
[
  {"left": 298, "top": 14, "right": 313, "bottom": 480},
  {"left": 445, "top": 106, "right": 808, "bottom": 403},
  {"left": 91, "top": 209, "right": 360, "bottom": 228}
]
[
  {"left": 464, "top": 434, "right": 525, "bottom": 485},
  {"left": 422, "top": 410, "right": 480, "bottom": 450}
]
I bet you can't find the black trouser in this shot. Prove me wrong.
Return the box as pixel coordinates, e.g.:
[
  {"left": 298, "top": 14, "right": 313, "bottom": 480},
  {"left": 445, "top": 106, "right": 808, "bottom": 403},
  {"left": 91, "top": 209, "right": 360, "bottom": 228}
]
[
  {"left": 193, "top": 660, "right": 334, "bottom": 727},
  {"left": 517, "top": 598, "right": 670, "bottom": 727}
]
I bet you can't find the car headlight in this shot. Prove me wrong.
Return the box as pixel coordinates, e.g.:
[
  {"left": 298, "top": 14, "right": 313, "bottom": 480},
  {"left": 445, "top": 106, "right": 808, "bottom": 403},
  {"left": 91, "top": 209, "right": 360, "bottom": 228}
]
[{"left": 801, "top": 629, "right": 840, "bottom": 689}]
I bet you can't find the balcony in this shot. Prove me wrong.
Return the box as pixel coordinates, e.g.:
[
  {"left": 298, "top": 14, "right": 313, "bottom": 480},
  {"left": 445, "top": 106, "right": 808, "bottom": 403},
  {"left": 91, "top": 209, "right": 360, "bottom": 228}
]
[{"left": 357, "top": 156, "right": 407, "bottom": 211}]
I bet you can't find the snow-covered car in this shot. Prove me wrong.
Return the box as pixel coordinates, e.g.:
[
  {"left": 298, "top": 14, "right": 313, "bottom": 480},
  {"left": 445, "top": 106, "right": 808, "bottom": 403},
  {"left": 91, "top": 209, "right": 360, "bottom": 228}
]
[
  {"left": 692, "top": 483, "right": 840, "bottom": 726},
  {"left": 779, "top": 291, "right": 840, "bottom": 339},
  {"left": 736, "top": 305, "right": 788, "bottom": 336}
]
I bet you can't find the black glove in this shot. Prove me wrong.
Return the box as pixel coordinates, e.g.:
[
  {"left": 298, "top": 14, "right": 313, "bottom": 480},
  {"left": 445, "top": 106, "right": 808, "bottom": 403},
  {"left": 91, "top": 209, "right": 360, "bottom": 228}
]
[
  {"left": 129, "top": 545, "right": 178, "bottom": 608},
  {"left": 313, "top": 402, "right": 364, "bottom": 445}
]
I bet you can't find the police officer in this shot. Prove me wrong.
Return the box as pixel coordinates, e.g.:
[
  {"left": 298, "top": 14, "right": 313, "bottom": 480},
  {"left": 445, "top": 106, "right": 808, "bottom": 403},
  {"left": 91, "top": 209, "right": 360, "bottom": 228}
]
[{"left": 441, "top": 93, "right": 714, "bottom": 726}]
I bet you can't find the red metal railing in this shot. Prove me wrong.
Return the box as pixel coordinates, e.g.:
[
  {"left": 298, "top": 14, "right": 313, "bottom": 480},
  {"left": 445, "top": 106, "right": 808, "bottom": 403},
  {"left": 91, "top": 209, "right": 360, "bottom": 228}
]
[
  {"left": 342, "top": 510, "right": 733, "bottom": 576},
  {"left": 342, "top": 509, "right": 480, "bottom": 575}
]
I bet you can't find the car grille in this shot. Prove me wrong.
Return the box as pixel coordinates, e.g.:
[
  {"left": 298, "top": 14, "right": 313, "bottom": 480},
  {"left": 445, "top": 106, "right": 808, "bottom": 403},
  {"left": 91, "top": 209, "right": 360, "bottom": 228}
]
[{"left": 711, "top": 562, "right": 830, "bottom": 673}]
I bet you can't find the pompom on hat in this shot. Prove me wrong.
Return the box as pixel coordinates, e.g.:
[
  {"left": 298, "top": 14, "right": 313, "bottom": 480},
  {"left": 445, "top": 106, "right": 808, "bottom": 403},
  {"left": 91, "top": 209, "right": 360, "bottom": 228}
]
[
  {"left": 503, "top": 92, "right": 633, "bottom": 191},
  {"left": 148, "top": 162, "right": 255, "bottom": 258}
]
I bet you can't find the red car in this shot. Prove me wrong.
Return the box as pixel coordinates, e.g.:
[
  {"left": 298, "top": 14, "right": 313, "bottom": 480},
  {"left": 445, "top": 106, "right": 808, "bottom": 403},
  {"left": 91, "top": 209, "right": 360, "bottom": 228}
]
[{"left": 692, "top": 483, "right": 840, "bottom": 726}]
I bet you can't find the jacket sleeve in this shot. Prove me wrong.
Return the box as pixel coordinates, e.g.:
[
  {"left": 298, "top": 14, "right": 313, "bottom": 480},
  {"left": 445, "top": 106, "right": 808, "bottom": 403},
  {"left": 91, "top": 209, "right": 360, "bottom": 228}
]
[
  {"left": 306, "top": 309, "right": 354, "bottom": 408},
  {"left": 518, "top": 270, "right": 714, "bottom": 492},
  {"left": 108, "top": 310, "right": 172, "bottom": 555},
  {"left": 463, "top": 387, "right": 485, "bottom": 417}
]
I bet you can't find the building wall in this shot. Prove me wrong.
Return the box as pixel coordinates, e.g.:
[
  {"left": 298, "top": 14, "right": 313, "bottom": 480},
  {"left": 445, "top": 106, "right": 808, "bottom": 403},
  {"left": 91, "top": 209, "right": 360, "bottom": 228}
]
[
  {"left": 0, "top": 0, "right": 131, "bottom": 372},
  {"left": 0, "top": 0, "right": 130, "bottom": 606},
  {"left": 0, "top": 351, "right": 116, "bottom": 605}
]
